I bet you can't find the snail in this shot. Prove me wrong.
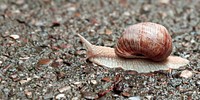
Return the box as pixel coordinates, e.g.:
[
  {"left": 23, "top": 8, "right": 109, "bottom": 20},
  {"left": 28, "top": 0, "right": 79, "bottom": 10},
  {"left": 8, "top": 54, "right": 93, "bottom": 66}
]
[{"left": 77, "top": 22, "right": 189, "bottom": 73}]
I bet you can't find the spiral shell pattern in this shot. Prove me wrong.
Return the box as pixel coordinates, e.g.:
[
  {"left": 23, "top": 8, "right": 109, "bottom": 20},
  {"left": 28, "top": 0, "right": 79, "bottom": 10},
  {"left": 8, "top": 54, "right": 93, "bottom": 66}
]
[{"left": 115, "top": 22, "right": 172, "bottom": 61}]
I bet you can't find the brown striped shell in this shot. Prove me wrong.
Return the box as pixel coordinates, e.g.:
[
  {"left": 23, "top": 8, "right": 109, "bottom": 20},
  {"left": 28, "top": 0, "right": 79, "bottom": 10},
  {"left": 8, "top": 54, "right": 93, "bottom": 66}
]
[{"left": 115, "top": 22, "right": 172, "bottom": 61}]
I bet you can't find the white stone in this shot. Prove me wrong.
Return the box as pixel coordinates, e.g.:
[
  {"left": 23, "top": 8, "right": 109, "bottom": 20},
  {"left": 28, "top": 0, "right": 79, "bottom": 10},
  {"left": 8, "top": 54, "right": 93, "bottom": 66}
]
[
  {"left": 180, "top": 70, "right": 193, "bottom": 78},
  {"left": 19, "top": 77, "right": 31, "bottom": 84},
  {"left": 55, "top": 94, "right": 66, "bottom": 99},
  {"left": 91, "top": 80, "right": 97, "bottom": 85},
  {"left": 128, "top": 96, "right": 140, "bottom": 100},
  {"left": 58, "top": 86, "right": 71, "bottom": 93},
  {"left": 123, "top": 12, "right": 130, "bottom": 16},
  {"left": 10, "top": 34, "right": 20, "bottom": 39}
]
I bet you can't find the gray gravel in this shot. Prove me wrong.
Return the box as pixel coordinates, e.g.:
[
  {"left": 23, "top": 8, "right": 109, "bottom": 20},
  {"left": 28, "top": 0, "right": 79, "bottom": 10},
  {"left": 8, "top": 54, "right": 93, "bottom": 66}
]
[{"left": 0, "top": 0, "right": 200, "bottom": 99}]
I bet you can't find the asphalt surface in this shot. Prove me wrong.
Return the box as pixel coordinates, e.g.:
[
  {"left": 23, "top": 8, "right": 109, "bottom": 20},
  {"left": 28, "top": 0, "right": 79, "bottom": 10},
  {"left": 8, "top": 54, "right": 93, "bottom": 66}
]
[{"left": 0, "top": 0, "right": 199, "bottom": 99}]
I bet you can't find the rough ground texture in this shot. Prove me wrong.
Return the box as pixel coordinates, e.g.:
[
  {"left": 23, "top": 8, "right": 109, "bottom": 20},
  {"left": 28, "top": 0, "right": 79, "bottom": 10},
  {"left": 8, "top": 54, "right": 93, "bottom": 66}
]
[{"left": 0, "top": 0, "right": 199, "bottom": 99}]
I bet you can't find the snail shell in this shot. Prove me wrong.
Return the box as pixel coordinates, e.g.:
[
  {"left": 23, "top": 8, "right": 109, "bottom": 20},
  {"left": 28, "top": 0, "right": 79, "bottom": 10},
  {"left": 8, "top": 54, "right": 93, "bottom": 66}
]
[
  {"left": 77, "top": 22, "right": 189, "bottom": 73},
  {"left": 115, "top": 22, "right": 172, "bottom": 61}
]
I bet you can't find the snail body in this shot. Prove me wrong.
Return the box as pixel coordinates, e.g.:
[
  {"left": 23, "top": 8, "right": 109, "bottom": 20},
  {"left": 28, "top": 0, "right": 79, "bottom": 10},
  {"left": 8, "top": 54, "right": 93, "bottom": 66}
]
[{"left": 77, "top": 22, "right": 189, "bottom": 73}]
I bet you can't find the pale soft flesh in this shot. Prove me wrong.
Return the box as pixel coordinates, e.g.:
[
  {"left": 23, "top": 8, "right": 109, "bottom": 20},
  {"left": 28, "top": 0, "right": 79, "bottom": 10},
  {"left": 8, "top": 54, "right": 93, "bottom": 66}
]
[{"left": 77, "top": 34, "right": 189, "bottom": 73}]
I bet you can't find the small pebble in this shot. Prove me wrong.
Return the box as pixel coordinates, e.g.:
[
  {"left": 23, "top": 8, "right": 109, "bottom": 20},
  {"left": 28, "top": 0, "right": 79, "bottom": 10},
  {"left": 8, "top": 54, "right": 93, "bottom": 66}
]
[
  {"left": 73, "top": 81, "right": 82, "bottom": 85},
  {"left": 74, "top": 12, "right": 81, "bottom": 17},
  {"left": 196, "top": 80, "right": 200, "bottom": 85},
  {"left": 10, "top": 34, "right": 20, "bottom": 39},
  {"left": 44, "top": 93, "right": 54, "bottom": 99},
  {"left": 59, "top": 43, "right": 72, "bottom": 49},
  {"left": 112, "top": 94, "right": 119, "bottom": 97},
  {"left": 16, "top": 0, "right": 25, "bottom": 5},
  {"left": 190, "top": 39, "right": 195, "bottom": 43},
  {"left": 105, "top": 29, "right": 112, "bottom": 35},
  {"left": 158, "top": 0, "right": 170, "bottom": 4},
  {"left": 75, "top": 50, "right": 86, "bottom": 55},
  {"left": 145, "top": 95, "right": 153, "bottom": 99},
  {"left": 128, "top": 96, "right": 141, "bottom": 100},
  {"left": 125, "top": 70, "right": 138, "bottom": 75},
  {"left": 2, "top": 64, "right": 11, "bottom": 73},
  {"left": 56, "top": 71, "right": 65, "bottom": 79},
  {"left": 91, "top": 80, "right": 97, "bottom": 85},
  {"left": 114, "top": 82, "right": 125, "bottom": 92},
  {"left": 142, "top": 4, "right": 151, "bottom": 12},
  {"left": 67, "top": 7, "right": 76, "bottom": 12},
  {"left": 19, "top": 77, "right": 31, "bottom": 84},
  {"left": 51, "top": 46, "right": 60, "bottom": 51},
  {"left": 55, "top": 94, "right": 66, "bottom": 99},
  {"left": 180, "top": 70, "right": 193, "bottom": 78},
  {"left": 123, "top": 11, "right": 131, "bottom": 16},
  {"left": 19, "top": 57, "right": 30, "bottom": 60},
  {"left": 10, "top": 74, "right": 20, "bottom": 82},
  {"left": 33, "top": 74, "right": 40, "bottom": 79},
  {"left": 35, "top": 21, "right": 45, "bottom": 26},
  {"left": 24, "top": 90, "right": 32, "bottom": 98},
  {"left": 73, "top": 81, "right": 82, "bottom": 88},
  {"left": 3, "top": 88, "right": 10, "bottom": 96},
  {"left": 51, "top": 61, "right": 62, "bottom": 68},
  {"left": 72, "top": 97, "right": 79, "bottom": 100},
  {"left": 58, "top": 86, "right": 71, "bottom": 93},
  {"left": 0, "top": 4, "right": 8, "bottom": 11},
  {"left": 82, "top": 92, "right": 98, "bottom": 100},
  {"left": 171, "top": 79, "right": 182, "bottom": 87}
]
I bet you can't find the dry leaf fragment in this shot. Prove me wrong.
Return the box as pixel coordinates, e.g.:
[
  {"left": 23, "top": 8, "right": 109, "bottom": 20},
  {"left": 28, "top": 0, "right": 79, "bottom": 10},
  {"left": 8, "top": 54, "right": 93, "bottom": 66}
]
[
  {"left": 38, "top": 58, "right": 52, "bottom": 65},
  {"left": 122, "top": 92, "right": 131, "bottom": 97},
  {"left": 101, "top": 77, "right": 111, "bottom": 82}
]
